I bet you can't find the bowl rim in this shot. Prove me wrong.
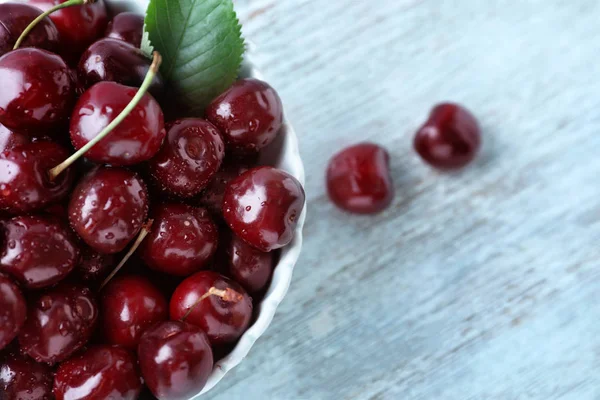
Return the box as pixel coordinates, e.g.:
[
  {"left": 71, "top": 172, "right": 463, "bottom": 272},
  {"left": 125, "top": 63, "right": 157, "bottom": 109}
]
[
  {"left": 197, "top": 58, "right": 306, "bottom": 396},
  {"left": 102, "top": 1, "right": 307, "bottom": 396}
]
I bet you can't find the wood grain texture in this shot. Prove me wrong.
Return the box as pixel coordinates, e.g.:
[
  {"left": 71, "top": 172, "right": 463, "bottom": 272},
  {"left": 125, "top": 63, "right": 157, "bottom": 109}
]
[{"left": 206, "top": 0, "right": 600, "bottom": 399}]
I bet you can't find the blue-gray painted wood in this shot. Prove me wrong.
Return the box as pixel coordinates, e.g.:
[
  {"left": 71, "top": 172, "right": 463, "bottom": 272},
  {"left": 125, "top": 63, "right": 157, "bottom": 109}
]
[{"left": 206, "top": 0, "right": 600, "bottom": 399}]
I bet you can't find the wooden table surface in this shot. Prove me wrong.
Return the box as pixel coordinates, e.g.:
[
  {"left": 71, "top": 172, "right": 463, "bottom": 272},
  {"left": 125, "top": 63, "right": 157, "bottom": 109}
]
[{"left": 207, "top": 1, "right": 600, "bottom": 399}]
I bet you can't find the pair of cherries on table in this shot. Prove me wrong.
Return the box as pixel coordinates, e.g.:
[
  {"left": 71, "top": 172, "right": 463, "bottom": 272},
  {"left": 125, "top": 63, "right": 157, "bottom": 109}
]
[
  {"left": 0, "top": 2, "right": 305, "bottom": 400},
  {"left": 327, "top": 103, "right": 482, "bottom": 214}
]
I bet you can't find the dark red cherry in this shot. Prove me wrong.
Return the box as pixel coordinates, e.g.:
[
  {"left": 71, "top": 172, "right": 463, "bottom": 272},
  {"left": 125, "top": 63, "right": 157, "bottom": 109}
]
[
  {"left": 69, "top": 168, "right": 149, "bottom": 254},
  {"left": 70, "top": 81, "right": 165, "bottom": 165},
  {"left": 19, "top": 283, "right": 98, "bottom": 364},
  {"left": 73, "top": 246, "right": 114, "bottom": 284},
  {"left": 223, "top": 166, "right": 305, "bottom": 252},
  {"left": 0, "top": 142, "right": 74, "bottom": 214},
  {"left": 0, "top": 123, "right": 28, "bottom": 152},
  {"left": 0, "top": 2, "right": 60, "bottom": 57},
  {"left": 138, "top": 321, "right": 213, "bottom": 399},
  {"left": 414, "top": 103, "right": 481, "bottom": 169},
  {"left": 78, "top": 38, "right": 164, "bottom": 97},
  {"left": 105, "top": 12, "right": 144, "bottom": 47},
  {"left": 206, "top": 78, "right": 283, "bottom": 153},
  {"left": 141, "top": 204, "right": 218, "bottom": 277},
  {"left": 101, "top": 275, "right": 167, "bottom": 349},
  {"left": 53, "top": 345, "right": 143, "bottom": 400},
  {"left": 0, "top": 274, "right": 26, "bottom": 350},
  {"left": 170, "top": 271, "right": 252, "bottom": 345},
  {"left": 148, "top": 118, "right": 225, "bottom": 198},
  {"left": 0, "top": 215, "right": 80, "bottom": 289},
  {"left": 0, "top": 48, "right": 74, "bottom": 133},
  {"left": 224, "top": 234, "right": 274, "bottom": 294},
  {"left": 28, "top": 0, "right": 108, "bottom": 64},
  {"left": 0, "top": 353, "right": 54, "bottom": 399},
  {"left": 326, "top": 143, "right": 394, "bottom": 215},
  {"left": 198, "top": 163, "right": 248, "bottom": 215}
]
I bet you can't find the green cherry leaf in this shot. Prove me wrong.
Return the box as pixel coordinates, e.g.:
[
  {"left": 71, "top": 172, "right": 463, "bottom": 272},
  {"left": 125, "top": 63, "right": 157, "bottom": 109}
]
[
  {"left": 143, "top": 0, "right": 245, "bottom": 113},
  {"left": 140, "top": 27, "right": 154, "bottom": 58}
]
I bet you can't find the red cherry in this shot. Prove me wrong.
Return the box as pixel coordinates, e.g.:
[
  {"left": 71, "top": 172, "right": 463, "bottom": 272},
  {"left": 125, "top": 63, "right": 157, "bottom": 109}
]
[
  {"left": 414, "top": 103, "right": 481, "bottom": 169},
  {"left": 0, "top": 353, "right": 54, "bottom": 399},
  {"left": 138, "top": 321, "right": 213, "bottom": 399},
  {"left": 223, "top": 166, "right": 305, "bottom": 252},
  {"left": 0, "top": 2, "right": 60, "bottom": 57},
  {"left": 0, "top": 123, "right": 28, "bottom": 152},
  {"left": 53, "top": 345, "right": 143, "bottom": 400},
  {"left": 0, "top": 215, "right": 80, "bottom": 289},
  {"left": 101, "top": 275, "right": 167, "bottom": 349},
  {"left": 73, "top": 246, "right": 114, "bottom": 284},
  {"left": 105, "top": 12, "right": 144, "bottom": 47},
  {"left": 0, "top": 274, "right": 26, "bottom": 350},
  {"left": 0, "top": 48, "right": 75, "bottom": 133},
  {"left": 224, "top": 233, "right": 274, "bottom": 294},
  {"left": 0, "top": 142, "right": 74, "bottom": 214},
  {"left": 19, "top": 283, "right": 98, "bottom": 364},
  {"left": 206, "top": 78, "right": 283, "bottom": 153},
  {"left": 141, "top": 204, "right": 218, "bottom": 277},
  {"left": 27, "top": 0, "right": 108, "bottom": 64},
  {"left": 170, "top": 271, "right": 252, "bottom": 345},
  {"left": 198, "top": 162, "right": 248, "bottom": 215},
  {"left": 78, "top": 38, "right": 165, "bottom": 98},
  {"left": 69, "top": 168, "right": 149, "bottom": 254},
  {"left": 70, "top": 81, "right": 165, "bottom": 166},
  {"left": 326, "top": 143, "right": 394, "bottom": 215},
  {"left": 148, "top": 118, "right": 225, "bottom": 198}
]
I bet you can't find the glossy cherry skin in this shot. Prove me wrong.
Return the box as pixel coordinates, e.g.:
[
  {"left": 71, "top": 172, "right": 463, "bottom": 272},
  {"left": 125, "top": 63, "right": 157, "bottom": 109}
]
[
  {"left": 224, "top": 234, "right": 274, "bottom": 294},
  {"left": 326, "top": 143, "right": 394, "bottom": 215},
  {"left": 0, "top": 215, "right": 80, "bottom": 289},
  {"left": 170, "top": 271, "right": 252, "bottom": 345},
  {"left": 73, "top": 246, "right": 114, "bottom": 284},
  {"left": 78, "top": 38, "right": 165, "bottom": 98},
  {"left": 105, "top": 12, "right": 144, "bottom": 47},
  {"left": 19, "top": 283, "right": 98, "bottom": 364},
  {"left": 0, "top": 353, "right": 54, "bottom": 399},
  {"left": 101, "top": 275, "right": 168, "bottom": 349},
  {"left": 0, "top": 2, "right": 60, "bottom": 57},
  {"left": 141, "top": 204, "right": 218, "bottom": 277},
  {"left": 28, "top": 0, "right": 108, "bottom": 64},
  {"left": 149, "top": 119, "right": 225, "bottom": 198},
  {"left": 206, "top": 78, "right": 283, "bottom": 153},
  {"left": 0, "top": 275, "right": 26, "bottom": 350},
  {"left": 53, "top": 345, "right": 143, "bottom": 400},
  {"left": 69, "top": 168, "right": 149, "bottom": 254},
  {"left": 0, "top": 48, "right": 75, "bottom": 133},
  {"left": 138, "top": 321, "right": 213, "bottom": 400},
  {"left": 0, "top": 123, "right": 28, "bottom": 152},
  {"left": 198, "top": 163, "right": 248, "bottom": 215},
  {"left": 414, "top": 103, "right": 481, "bottom": 169},
  {"left": 223, "top": 166, "right": 305, "bottom": 252},
  {"left": 0, "top": 142, "right": 74, "bottom": 214},
  {"left": 70, "top": 81, "right": 166, "bottom": 165}
]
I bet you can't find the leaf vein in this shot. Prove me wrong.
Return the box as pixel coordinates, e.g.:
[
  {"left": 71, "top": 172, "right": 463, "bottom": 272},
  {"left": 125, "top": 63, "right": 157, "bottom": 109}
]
[
  {"left": 164, "top": 0, "right": 203, "bottom": 78},
  {"left": 175, "top": 28, "right": 237, "bottom": 72}
]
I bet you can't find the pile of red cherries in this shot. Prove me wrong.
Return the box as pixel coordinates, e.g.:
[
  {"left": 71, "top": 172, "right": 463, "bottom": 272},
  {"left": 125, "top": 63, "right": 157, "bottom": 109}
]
[{"left": 0, "top": 2, "right": 305, "bottom": 399}]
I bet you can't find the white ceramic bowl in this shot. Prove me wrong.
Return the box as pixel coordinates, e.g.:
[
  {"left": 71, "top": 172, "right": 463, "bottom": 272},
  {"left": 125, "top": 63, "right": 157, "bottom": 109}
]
[{"left": 104, "top": 0, "right": 306, "bottom": 397}]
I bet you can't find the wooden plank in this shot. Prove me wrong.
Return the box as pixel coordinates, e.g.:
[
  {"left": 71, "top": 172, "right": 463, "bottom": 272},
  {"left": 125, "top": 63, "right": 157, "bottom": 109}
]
[{"left": 207, "top": 0, "right": 600, "bottom": 398}]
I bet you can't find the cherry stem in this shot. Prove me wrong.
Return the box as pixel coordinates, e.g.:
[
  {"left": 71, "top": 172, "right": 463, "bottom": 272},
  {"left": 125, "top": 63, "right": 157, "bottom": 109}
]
[
  {"left": 180, "top": 286, "right": 244, "bottom": 322},
  {"left": 48, "top": 51, "right": 163, "bottom": 181},
  {"left": 99, "top": 219, "right": 153, "bottom": 291},
  {"left": 13, "top": 0, "right": 97, "bottom": 50}
]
